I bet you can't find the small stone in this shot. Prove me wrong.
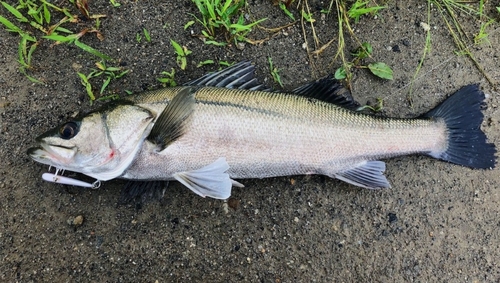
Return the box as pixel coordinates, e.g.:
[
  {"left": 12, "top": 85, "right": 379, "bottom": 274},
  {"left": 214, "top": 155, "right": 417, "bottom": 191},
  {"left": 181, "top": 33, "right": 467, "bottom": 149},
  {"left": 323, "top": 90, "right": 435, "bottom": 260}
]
[
  {"left": 0, "top": 101, "right": 10, "bottom": 108},
  {"left": 392, "top": 45, "right": 401, "bottom": 52},
  {"left": 73, "top": 215, "right": 84, "bottom": 226},
  {"left": 71, "top": 63, "right": 82, "bottom": 71},
  {"left": 236, "top": 42, "right": 245, "bottom": 50},
  {"left": 420, "top": 22, "right": 430, "bottom": 32},
  {"left": 388, "top": 213, "right": 397, "bottom": 223}
]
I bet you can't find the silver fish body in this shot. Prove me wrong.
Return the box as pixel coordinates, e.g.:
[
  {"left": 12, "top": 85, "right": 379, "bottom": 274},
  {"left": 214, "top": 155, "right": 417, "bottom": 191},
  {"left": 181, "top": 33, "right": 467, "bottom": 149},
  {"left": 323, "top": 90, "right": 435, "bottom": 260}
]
[
  {"left": 124, "top": 87, "right": 445, "bottom": 180},
  {"left": 28, "top": 62, "right": 496, "bottom": 199}
]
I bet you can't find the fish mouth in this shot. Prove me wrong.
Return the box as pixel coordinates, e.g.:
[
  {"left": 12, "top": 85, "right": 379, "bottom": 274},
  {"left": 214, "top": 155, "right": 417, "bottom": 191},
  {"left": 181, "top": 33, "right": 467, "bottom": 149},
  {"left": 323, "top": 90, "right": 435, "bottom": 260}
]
[{"left": 27, "top": 142, "right": 77, "bottom": 167}]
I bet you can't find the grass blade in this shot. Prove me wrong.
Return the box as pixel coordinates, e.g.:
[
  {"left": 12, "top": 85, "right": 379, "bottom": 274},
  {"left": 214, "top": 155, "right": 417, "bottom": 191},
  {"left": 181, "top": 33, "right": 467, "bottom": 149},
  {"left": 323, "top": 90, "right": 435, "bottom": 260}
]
[
  {"left": 0, "top": 15, "right": 23, "bottom": 33},
  {"left": 1, "top": 1, "right": 29, "bottom": 22},
  {"left": 74, "top": 39, "right": 112, "bottom": 60}
]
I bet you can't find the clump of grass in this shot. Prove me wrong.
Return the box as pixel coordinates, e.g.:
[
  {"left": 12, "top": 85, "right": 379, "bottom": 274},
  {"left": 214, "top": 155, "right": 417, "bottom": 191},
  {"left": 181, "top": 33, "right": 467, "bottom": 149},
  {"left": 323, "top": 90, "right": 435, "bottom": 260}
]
[
  {"left": 268, "top": 57, "right": 283, "bottom": 87},
  {"left": 136, "top": 28, "right": 151, "bottom": 43},
  {"left": 190, "top": 0, "right": 267, "bottom": 46},
  {"left": 171, "top": 39, "right": 192, "bottom": 70},
  {"left": 157, "top": 69, "right": 177, "bottom": 87},
  {"left": 334, "top": 42, "right": 393, "bottom": 81},
  {"left": 77, "top": 61, "right": 129, "bottom": 104},
  {"left": 331, "top": 0, "right": 390, "bottom": 85},
  {"left": 0, "top": 0, "right": 111, "bottom": 83}
]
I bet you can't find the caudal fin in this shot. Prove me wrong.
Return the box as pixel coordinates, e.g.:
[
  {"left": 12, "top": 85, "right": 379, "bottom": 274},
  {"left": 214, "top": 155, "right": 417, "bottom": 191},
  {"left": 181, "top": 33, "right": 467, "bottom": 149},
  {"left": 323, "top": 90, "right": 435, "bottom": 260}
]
[{"left": 424, "top": 84, "right": 496, "bottom": 169}]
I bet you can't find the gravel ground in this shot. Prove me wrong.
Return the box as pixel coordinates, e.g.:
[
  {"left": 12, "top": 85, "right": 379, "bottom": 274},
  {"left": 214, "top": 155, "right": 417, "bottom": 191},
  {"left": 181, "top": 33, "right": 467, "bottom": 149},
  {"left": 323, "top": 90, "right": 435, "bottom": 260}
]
[{"left": 1, "top": 0, "right": 499, "bottom": 282}]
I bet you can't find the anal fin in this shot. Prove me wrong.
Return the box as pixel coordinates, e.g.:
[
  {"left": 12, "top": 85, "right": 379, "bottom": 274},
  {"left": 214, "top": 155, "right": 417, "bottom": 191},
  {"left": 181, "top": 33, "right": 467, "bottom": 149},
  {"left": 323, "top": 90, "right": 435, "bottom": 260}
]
[
  {"left": 173, "top": 157, "right": 243, "bottom": 199},
  {"left": 334, "top": 161, "right": 390, "bottom": 189}
]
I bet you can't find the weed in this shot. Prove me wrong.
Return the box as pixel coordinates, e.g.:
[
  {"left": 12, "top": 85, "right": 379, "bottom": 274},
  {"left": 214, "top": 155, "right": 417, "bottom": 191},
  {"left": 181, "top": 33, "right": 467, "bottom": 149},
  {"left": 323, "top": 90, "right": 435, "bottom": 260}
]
[
  {"left": 157, "top": 68, "right": 177, "bottom": 87},
  {"left": 0, "top": 0, "right": 110, "bottom": 83},
  {"left": 171, "top": 39, "right": 192, "bottom": 70},
  {"left": 197, "top": 60, "right": 215, "bottom": 67},
  {"left": 136, "top": 28, "right": 151, "bottom": 43},
  {"left": 327, "top": 0, "right": 390, "bottom": 86},
  {"left": 109, "top": 0, "right": 121, "bottom": 7},
  {"left": 334, "top": 42, "right": 393, "bottom": 81},
  {"left": 279, "top": 2, "right": 295, "bottom": 21},
  {"left": 474, "top": 19, "right": 494, "bottom": 46},
  {"left": 348, "top": 0, "right": 385, "bottom": 23},
  {"left": 356, "top": 97, "right": 384, "bottom": 112},
  {"left": 190, "top": 0, "right": 267, "bottom": 45},
  {"left": 77, "top": 61, "right": 129, "bottom": 104},
  {"left": 268, "top": 57, "right": 283, "bottom": 88},
  {"left": 184, "top": 20, "right": 195, "bottom": 30},
  {"left": 301, "top": 10, "right": 315, "bottom": 23},
  {"left": 143, "top": 28, "right": 151, "bottom": 42}
]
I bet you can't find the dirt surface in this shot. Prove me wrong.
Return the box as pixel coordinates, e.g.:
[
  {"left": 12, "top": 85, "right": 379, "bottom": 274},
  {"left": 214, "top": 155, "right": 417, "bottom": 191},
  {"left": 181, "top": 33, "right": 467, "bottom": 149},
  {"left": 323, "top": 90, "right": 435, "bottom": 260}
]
[{"left": 1, "top": 0, "right": 500, "bottom": 282}]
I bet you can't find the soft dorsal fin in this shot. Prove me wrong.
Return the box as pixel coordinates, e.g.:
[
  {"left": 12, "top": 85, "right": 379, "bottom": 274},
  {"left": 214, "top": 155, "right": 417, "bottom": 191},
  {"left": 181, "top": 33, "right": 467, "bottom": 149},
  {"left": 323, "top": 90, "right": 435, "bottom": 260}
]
[
  {"left": 147, "top": 87, "right": 196, "bottom": 151},
  {"left": 185, "top": 61, "right": 271, "bottom": 91},
  {"left": 292, "top": 75, "right": 359, "bottom": 109}
]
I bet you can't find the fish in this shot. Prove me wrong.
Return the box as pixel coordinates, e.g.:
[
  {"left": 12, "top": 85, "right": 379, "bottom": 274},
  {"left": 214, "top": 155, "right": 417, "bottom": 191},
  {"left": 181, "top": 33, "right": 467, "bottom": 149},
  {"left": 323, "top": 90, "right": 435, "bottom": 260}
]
[{"left": 27, "top": 61, "right": 496, "bottom": 200}]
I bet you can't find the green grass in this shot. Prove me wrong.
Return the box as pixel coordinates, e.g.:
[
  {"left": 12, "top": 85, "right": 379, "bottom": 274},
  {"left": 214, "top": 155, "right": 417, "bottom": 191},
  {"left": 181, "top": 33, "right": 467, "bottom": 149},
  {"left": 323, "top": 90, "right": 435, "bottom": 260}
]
[
  {"left": 0, "top": 0, "right": 111, "bottom": 83},
  {"left": 77, "top": 61, "right": 129, "bottom": 104},
  {"left": 334, "top": 42, "right": 393, "bottom": 81},
  {"left": 268, "top": 57, "right": 283, "bottom": 87},
  {"left": 190, "top": 0, "right": 267, "bottom": 46},
  {"left": 330, "top": 0, "right": 391, "bottom": 85},
  {"left": 171, "top": 39, "right": 192, "bottom": 70},
  {"left": 157, "top": 69, "right": 177, "bottom": 87}
]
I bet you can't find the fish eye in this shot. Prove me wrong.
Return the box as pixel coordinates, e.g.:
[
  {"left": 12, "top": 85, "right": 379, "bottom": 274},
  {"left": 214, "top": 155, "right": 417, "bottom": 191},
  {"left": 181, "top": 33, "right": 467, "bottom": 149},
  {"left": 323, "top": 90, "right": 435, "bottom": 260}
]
[{"left": 59, "top": 122, "right": 79, "bottom": 140}]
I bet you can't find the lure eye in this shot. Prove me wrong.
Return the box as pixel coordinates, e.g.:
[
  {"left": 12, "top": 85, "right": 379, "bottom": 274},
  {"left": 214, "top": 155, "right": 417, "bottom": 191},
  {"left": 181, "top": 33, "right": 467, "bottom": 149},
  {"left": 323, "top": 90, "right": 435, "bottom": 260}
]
[{"left": 59, "top": 122, "right": 79, "bottom": 140}]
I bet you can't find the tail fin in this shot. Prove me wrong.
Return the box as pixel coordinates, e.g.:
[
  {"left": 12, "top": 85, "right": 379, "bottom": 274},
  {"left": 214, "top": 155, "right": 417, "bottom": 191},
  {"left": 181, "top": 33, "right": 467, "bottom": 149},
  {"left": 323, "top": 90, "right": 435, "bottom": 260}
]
[{"left": 424, "top": 84, "right": 496, "bottom": 169}]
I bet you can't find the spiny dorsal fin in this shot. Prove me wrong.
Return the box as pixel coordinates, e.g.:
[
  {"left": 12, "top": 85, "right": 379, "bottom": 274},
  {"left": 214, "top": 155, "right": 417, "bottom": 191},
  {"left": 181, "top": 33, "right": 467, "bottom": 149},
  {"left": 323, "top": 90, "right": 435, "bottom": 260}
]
[
  {"left": 185, "top": 61, "right": 271, "bottom": 91},
  {"left": 292, "top": 75, "right": 359, "bottom": 110},
  {"left": 186, "top": 61, "right": 357, "bottom": 108},
  {"left": 147, "top": 87, "right": 196, "bottom": 151}
]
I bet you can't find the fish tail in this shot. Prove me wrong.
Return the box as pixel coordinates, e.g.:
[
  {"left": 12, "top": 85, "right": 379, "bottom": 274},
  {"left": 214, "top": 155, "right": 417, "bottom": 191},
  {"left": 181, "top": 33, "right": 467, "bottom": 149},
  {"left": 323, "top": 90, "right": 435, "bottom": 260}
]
[{"left": 424, "top": 84, "right": 496, "bottom": 169}]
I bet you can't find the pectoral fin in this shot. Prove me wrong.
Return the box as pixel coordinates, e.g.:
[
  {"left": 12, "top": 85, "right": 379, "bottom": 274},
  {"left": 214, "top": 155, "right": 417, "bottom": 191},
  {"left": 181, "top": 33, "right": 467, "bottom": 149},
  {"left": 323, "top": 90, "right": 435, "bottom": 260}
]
[
  {"left": 147, "top": 87, "right": 197, "bottom": 151},
  {"left": 173, "top": 157, "right": 242, "bottom": 199},
  {"left": 334, "top": 161, "right": 391, "bottom": 189}
]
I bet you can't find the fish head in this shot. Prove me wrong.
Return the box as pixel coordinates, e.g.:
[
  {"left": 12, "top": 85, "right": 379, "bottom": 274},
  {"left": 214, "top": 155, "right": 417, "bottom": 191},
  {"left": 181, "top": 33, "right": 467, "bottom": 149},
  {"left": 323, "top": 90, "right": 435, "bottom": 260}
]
[{"left": 28, "top": 102, "right": 155, "bottom": 180}]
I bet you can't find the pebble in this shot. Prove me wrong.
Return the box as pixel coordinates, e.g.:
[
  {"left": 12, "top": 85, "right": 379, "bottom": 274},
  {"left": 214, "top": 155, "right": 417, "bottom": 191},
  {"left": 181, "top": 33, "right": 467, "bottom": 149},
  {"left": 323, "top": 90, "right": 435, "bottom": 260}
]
[
  {"left": 388, "top": 213, "right": 397, "bottom": 223},
  {"left": 67, "top": 215, "right": 84, "bottom": 226},
  {"left": 420, "top": 22, "right": 430, "bottom": 32}
]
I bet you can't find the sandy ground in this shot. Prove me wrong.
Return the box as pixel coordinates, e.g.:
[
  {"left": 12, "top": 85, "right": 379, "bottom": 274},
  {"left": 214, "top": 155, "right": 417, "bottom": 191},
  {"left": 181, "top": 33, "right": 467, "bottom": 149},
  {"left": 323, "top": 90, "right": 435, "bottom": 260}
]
[{"left": 1, "top": 0, "right": 500, "bottom": 281}]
